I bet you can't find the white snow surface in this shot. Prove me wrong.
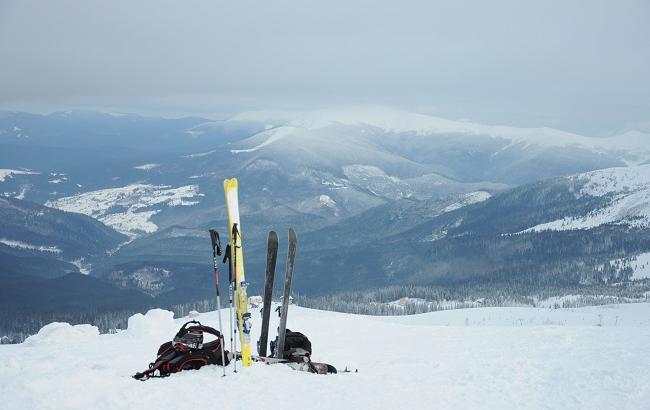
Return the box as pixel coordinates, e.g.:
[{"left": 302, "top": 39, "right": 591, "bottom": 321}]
[
  {"left": 0, "top": 238, "right": 62, "bottom": 253},
  {"left": 134, "top": 163, "right": 160, "bottom": 171},
  {"left": 319, "top": 194, "right": 336, "bottom": 208},
  {"left": 230, "top": 107, "right": 650, "bottom": 152},
  {"left": 2, "top": 304, "right": 649, "bottom": 409},
  {"left": 0, "top": 168, "right": 39, "bottom": 182},
  {"left": 230, "top": 126, "right": 299, "bottom": 154},
  {"left": 182, "top": 149, "right": 216, "bottom": 158},
  {"left": 45, "top": 184, "right": 201, "bottom": 238},
  {"left": 610, "top": 252, "right": 650, "bottom": 280},
  {"left": 442, "top": 191, "right": 492, "bottom": 213},
  {"left": 71, "top": 258, "right": 92, "bottom": 275},
  {"left": 522, "top": 165, "right": 650, "bottom": 233}
]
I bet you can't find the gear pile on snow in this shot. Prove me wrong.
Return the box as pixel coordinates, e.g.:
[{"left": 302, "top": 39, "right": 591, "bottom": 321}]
[
  {"left": 133, "top": 321, "right": 230, "bottom": 380},
  {"left": 133, "top": 178, "right": 338, "bottom": 380}
]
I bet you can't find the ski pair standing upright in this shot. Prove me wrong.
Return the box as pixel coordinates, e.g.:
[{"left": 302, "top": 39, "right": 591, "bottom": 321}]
[
  {"left": 213, "top": 177, "right": 298, "bottom": 369},
  {"left": 258, "top": 228, "right": 297, "bottom": 359},
  {"left": 223, "top": 178, "right": 252, "bottom": 367}
]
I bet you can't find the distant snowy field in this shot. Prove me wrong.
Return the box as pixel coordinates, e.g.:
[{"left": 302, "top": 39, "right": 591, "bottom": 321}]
[{"left": 1, "top": 304, "right": 649, "bottom": 409}]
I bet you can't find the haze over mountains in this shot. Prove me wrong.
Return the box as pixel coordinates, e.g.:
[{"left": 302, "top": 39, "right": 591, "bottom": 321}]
[{"left": 2, "top": 107, "right": 650, "bottom": 338}]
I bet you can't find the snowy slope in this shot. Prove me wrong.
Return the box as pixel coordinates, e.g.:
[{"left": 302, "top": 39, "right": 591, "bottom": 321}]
[
  {"left": 0, "top": 168, "right": 39, "bottom": 182},
  {"left": 221, "top": 107, "right": 650, "bottom": 188},
  {"left": 231, "top": 107, "right": 650, "bottom": 157},
  {"left": 2, "top": 304, "right": 649, "bottom": 409},
  {"left": 609, "top": 252, "right": 650, "bottom": 280},
  {"left": 522, "top": 165, "right": 650, "bottom": 232},
  {"left": 45, "top": 184, "right": 202, "bottom": 239}
]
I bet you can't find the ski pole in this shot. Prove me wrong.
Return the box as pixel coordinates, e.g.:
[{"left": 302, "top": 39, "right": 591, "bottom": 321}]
[
  {"left": 223, "top": 244, "right": 237, "bottom": 373},
  {"left": 232, "top": 224, "right": 240, "bottom": 371},
  {"left": 209, "top": 229, "right": 227, "bottom": 377}
]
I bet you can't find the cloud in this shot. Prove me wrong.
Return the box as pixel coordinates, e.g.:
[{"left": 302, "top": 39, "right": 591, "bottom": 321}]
[{"left": 0, "top": 0, "right": 648, "bottom": 133}]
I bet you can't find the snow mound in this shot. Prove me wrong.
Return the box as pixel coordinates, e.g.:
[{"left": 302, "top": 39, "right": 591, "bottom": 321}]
[
  {"left": 24, "top": 323, "right": 99, "bottom": 346},
  {"left": 125, "top": 309, "right": 176, "bottom": 339},
  {"left": 2, "top": 304, "right": 650, "bottom": 409}
]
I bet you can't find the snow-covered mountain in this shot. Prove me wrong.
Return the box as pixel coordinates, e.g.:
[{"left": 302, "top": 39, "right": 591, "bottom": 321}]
[
  {"left": 3, "top": 109, "right": 650, "bottom": 330},
  {"left": 2, "top": 303, "right": 649, "bottom": 409},
  {"left": 231, "top": 107, "right": 649, "bottom": 154},
  {"left": 286, "top": 164, "right": 650, "bottom": 291},
  {"left": 521, "top": 165, "right": 650, "bottom": 232},
  {"left": 223, "top": 107, "right": 650, "bottom": 183},
  {"left": 0, "top": 197, "right": 126, "bottom": 278},
  {"left": 45, "top": 184, "right": 203, "bottom": 239}
]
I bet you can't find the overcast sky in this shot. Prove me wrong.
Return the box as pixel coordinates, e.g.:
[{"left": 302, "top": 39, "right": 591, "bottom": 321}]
[{"left": 0, "top": 0, "right": 648, "bottom": 134}]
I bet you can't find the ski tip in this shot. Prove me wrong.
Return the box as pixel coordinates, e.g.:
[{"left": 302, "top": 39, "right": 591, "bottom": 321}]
[
  {"left": 289, "top": 227, "right": 296, "bottom": 241},
  {"left": 223, "top": 177, "right": 238, "bottom": 191},
  {"left": 268, "top": 231, "right": 278, "bottom": 241}
]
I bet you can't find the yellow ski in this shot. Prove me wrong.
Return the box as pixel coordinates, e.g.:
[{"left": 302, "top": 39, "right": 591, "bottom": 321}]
[{"left": 223, "top": 178, "right": 252, "bottom": 367}]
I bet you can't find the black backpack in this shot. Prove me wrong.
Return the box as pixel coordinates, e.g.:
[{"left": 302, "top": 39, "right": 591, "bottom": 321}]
[
  {"left": 270, "top": 329, "right": 337, "bottom": 374},
  {"left": 133, "top": 320, "right": 229, "bottom": 380},
  {"left": 270, "top": 329, "right": 311, "bottom": 357}
]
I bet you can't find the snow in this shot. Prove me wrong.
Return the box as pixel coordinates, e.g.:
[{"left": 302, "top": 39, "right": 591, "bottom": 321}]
[
  {"left": 23, "top": 323, "right": 100, "bottom": 346},
  {"left": 72, "top": 258, "right": 92, "bottom": 275},
  {"left": 0, "top": 238, "right": 62, "bottom": 253},
  {"left": 134, "top": 163, "right": 160, "bottom": 171},
  {"left": 230, "top": 126, "right": 298, "bottom": 154},
  {"left": 319, "top": 194, "right": 337, "bottom": 208},
  {"left": 521, "top": 165, "right": 650, "bottom": 233},
  {"left": 342, "top": 165, "right": 410, "bottom": 199},
  {"left": 15, "top": 185, "right": 27, "bottom": 199},
  {"left": 100, "top": 210, "right": 160, "bottom": 236},
  {"left": 2, "top": 304, "right": 649, "bottom": 409},
  {"left": 442, "top": 191, "right": 491, "bottom": 213},
  {"left": 609, "top": 252, "right": 650, "bottom": 280},
  {"left": 535, "top": 295, "right": 588, "bottom": 309},
  {"left": 230, "top": 107, "right": 650, "bottom": 152},
  {"left": 182, "top": 149, "right": 216, "bottom": 158},
  {"left": 579, "top": 165, "right": 650, "bottom": 197},
  {"left": 0, "top": 168, "right": 39, "bottom": 182},
  {"left": 45, "top": 184, "right": 201, "bottom": 238},
  {"left": 319, "top": 194, "right": 339, "bottom": 216}
]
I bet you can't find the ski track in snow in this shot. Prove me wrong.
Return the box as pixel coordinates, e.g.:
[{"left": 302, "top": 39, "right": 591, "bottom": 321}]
[{"left": 1, "top": 304, "right": 649, "bottom": 409}]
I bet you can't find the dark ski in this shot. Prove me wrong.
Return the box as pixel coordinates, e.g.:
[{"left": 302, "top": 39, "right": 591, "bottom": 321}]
[
  {"left": 276, "top": 227, "right": 297, "bottom": 360},
  {"left": 258, "top": 231, "right": 278, "bottom": 356}
]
